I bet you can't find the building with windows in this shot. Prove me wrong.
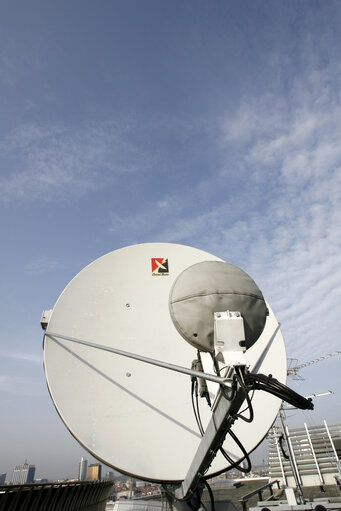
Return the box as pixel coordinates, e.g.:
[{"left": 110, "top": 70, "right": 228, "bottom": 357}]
[
  {"left": 0, "top": 473, "right": 6, "bottom": 485},
  {"left": 268, "top": 421, "right": 341, "bottom": 486},
  {"left": 88, "top": 463, "right": 102, "bottom": 481},
  {"left": 11, "top": 463, "right": 35, "bottom": 484},
  {"left": 78, "top": 457, "right": 88, "bottom": 481}
]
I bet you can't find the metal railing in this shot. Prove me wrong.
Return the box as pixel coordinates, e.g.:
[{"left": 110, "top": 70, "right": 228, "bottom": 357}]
[
  {"left": 0, "top": 480, "right": 113, "bottom": 511},
  {"left": 239, "top": 480, "right": 281, "bottom": 511}
]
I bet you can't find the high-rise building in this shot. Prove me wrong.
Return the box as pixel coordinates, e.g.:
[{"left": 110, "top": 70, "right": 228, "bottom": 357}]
[
  {"left": 87, "top": 463, "right": 102, "bottom": 481},
  {"left": 11, "top": 463, "right": 35, "bottom": 484},
  {"left": 0, "top": 473, "right": 6, "bottom": 485},
  {"left": 105, "top": 471, "right": 115, "bottom": 482},
  {"left": 78, "top": 457, "right": 88, "bottom": 481}
]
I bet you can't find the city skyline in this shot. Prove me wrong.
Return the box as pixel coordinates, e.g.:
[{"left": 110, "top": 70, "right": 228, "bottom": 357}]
[
  {"left": 0, "top": 0, "right": 340, "bottom": 482},
  {"left": 2, "top": 457, "right": 110, "bottom": 485},
  {"left": 10, "top": 462, "right": 35, "bottom": 485}
]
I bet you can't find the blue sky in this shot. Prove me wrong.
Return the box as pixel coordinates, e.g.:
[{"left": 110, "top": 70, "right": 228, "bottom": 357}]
[{"left": 0, "top": 0, "right": 340, "bottom": 481}]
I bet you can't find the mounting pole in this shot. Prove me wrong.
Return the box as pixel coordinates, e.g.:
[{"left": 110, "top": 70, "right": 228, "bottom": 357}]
[
  {"left": 279, "top": 409, "right": 305, "bottom": 504},
  {"left": 173, "top": 383, "right": 246, "bottom": 502},
  {"left": 167, "top": 311, "right": 248, "bottom": 510}
]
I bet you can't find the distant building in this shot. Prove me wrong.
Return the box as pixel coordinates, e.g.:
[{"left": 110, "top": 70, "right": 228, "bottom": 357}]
[
  {"left": 11, "top": 463, "right": 35, "bottom": 484},
  {"left": 105, "top": 471, "right": 115, "bottom": 482},
  {"left": 78, "top": 457, "right": 88, "bottom": 481},
  {"left": 135, "top": 480, "right": 147, "bottom": 487},
  {"left": 268, "top": 421, "right": 341, "bottom": 486},
  {"left": 87, "top": 463, "right": 102, "bottom": 481},
  {"left": 0, "top": 473, "right": 6, "bottom": 485}
]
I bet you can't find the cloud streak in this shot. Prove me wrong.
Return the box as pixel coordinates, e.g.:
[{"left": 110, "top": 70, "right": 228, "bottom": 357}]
[
  {"left": 26, "top": 256, "right": 63, "bottom": 275},
  {"left": 0, "top": 122, "right": 139, "bottom": 204},
  {"left": 105, "top": 56, "right": 341, "bottom": 363},
  {"left": 0, "top": 351, "right": 42, "bottom": 364}
]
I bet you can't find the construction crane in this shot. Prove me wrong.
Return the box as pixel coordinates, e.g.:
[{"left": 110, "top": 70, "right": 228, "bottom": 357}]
[{"left": 287, "top": 351, "right": 341, "bottom": 380}]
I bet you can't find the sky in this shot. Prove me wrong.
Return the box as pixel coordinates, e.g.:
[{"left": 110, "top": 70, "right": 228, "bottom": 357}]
[{"left": 0, "top": 0, "right": 340, "bottom": 482}]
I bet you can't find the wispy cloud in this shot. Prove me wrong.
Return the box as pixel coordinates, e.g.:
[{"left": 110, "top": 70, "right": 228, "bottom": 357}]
[
  {"left": 0, "top": 122, "right": 138, "bottom": 204},
  {"left": 26, "top": 257, "right": 63, "bottom": 275},
  {"left": 0, "top": 351, "right": 42, "bottom": 364},
  {"left": 105, "top": 54, "right": 341, "bottom": 363},
  {"left": 218, "top": 78, "right": 341, "bottom": 360},
  {"left": 0, "top": 350, "right": 43, "bottom": 397},
  {"left": 0, "top": 374, "right": 45, "bottom": 397}
]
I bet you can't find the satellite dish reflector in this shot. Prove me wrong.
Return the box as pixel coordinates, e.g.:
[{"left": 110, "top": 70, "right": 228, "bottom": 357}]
[
  {"left": 43, "top": 243, "right": 286, "bottom": 483},
  {"left": 169, "top": 260, "right": 267, "bottom": 352}
]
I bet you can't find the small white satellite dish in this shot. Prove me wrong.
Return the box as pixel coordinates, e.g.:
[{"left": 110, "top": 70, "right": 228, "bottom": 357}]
[{"left": 43, "top": 243, "right": 287, "bottom": 483}]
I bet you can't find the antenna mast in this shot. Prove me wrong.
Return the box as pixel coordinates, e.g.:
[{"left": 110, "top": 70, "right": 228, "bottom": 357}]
[{"left": 287, "top": 351, "right": 341, "bottom": 380}]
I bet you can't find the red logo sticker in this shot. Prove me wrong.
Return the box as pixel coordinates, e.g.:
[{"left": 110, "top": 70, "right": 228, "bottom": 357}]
[{"left": 151, "top": 258, "right": 169, "bottom": 275}]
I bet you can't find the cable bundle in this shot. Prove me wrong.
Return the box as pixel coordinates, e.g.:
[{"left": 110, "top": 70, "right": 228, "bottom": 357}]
[
  {"left": 244, "top": 372, "right": 314, "bottom": 410},
  {"left": 191, "top": 362, "right": 252, "bottom": 475},
  {"left": 190, "top": 360, "right": 313, "bottom": 484}
]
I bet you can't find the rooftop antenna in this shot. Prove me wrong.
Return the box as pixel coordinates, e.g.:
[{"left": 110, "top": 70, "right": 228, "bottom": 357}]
[
  {"left": 273, "top": 349, "right": 338, "bottom": 507},
  {"left": 287, "top": 351, "right": 341, "bottom": 380},
  {"left": 41, "top": 243, "right": 312, "bottom": 510}
]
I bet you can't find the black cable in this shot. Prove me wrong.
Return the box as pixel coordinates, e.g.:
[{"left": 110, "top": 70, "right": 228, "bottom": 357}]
[
  {"left": 195, "top": 380, "right": 205, "bottom": 436},
  {"left": 244, "top": 373, "right": 313, "bottom": 410},
  {"left": 239, "top": 387, "right": 255, "bottom": 415},
  {"left": 200, "top": 500, "right": 209, "bottom": 511},
  {"left": 279, "top": 434, "right": 289, "bottom": 460},
  {"left": 204, "top": 480, "right": 215, "bottom": 511},
  {"left": 219, "top": 448, "right": 251, "bottom": 474},
  {"left": 191, "top": 378, "right": 204, "bottom": 436},
  {"left": 234, "top": 368, "right": 254, "bottom": 423},
  {"left": 210, "top": 352, "right": 237, "bottom": 401},
  {"left": 210, "top": 352, "right": 221, "bottom": 377},
  {"left": 228, "top": 429, "right": 252, "bottom": 472},
  {"left": 191, "top": 372, "right": 251, "bottom": 474},
  {"left": 219, "top": 429, "right": 252, "bottom": 474},
  {"left": 195, "top": 357, "right": 252, "bottom": 473},
  {"left": 190, "top": 360, "right": 311, "bottom": 485},
  {"left": 197, "top": 350, "right": 212, "bottom": 407},
  {"left": 187, "top": 495, "right": 199, "bottom": 511}
]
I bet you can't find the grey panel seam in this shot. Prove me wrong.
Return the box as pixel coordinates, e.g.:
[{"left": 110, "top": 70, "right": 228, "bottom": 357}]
[{"left": 171, "top": 292, "right": 264, "bottom": 304}]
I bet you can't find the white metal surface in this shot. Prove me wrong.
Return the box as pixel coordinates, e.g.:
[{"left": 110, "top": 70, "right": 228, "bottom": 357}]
[
  {"left": 214, "top": 311, "right": 246, "bottom": 366},
  {"left": 43, "top": 243, "right": 286, "bottom": 482}
]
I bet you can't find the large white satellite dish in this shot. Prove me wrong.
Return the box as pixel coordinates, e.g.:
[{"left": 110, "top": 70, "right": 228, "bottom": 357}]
[{"left": 42, "top": 243, "right": 305, "bottom": 488}]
